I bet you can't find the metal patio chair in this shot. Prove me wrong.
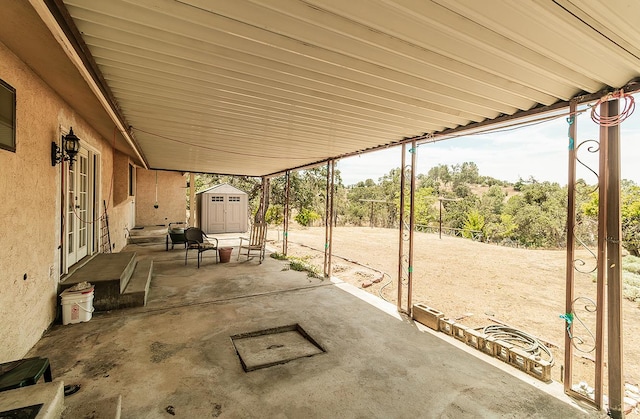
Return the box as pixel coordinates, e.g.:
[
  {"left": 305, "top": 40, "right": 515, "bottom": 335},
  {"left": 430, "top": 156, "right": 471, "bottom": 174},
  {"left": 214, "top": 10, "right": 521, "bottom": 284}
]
[
  {"left": 238, "top": 223, "right": 267, "bottom": 263},
  {"left": 185, "top": 227, "right": 218, "bottom": 268},
  {"left": 166, "top": 222, "right": 188, "bottom": 251}
]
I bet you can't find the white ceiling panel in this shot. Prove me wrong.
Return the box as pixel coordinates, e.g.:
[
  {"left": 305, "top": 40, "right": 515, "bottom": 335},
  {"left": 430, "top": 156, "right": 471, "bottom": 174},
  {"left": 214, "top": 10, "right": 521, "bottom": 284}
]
[{"left": 48, "top": 0, "right": 640, "bottom": 176}]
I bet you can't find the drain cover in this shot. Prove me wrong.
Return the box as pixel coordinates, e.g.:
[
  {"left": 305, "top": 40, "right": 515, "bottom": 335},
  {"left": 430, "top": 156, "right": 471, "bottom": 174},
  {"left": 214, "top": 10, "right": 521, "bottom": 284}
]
[{"left": 231, "top": 324, "right": 325, "bottom": 372}]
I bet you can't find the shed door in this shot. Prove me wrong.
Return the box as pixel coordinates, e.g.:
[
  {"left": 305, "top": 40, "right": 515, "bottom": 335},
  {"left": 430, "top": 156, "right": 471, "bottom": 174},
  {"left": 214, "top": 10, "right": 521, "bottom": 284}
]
[
  {"left": 207, "top": 195, "right": 225, "bottom": 233},
  {"left": 225, "top": 196, "right": 243, "bottom": 232}
]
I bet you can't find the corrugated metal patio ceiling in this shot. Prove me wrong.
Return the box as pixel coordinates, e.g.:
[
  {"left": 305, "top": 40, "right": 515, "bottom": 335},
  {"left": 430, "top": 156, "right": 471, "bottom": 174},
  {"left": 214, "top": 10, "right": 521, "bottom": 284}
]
[{"left": 61, "top": 0, "right": 640, "bottom": 176}]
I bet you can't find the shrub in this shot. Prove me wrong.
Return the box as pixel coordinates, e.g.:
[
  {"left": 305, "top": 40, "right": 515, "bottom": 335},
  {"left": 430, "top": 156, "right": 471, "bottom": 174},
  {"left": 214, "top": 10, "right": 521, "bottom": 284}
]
[
  {"left": 294, "top": 208, "right": 321, "bottom": 226},
  {"left": 623, "top": 255, "right": 640, "bottom": 275},
  {"left": 270, "top": 253, "right": 321, "bottom": 278},
  {"left": 265, "top": 204, "right": 284, "bottom": 225}
]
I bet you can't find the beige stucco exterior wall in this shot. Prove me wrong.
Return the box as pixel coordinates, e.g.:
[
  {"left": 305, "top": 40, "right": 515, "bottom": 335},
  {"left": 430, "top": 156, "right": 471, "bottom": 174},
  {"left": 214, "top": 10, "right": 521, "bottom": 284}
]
[
  {"left": 136, "top": 169, "right": 186, "bottom": 226},
  {"left": 102, "top": 150, "right": 134, "bottom": 253},
  {"left": 0, "top": 41, "right": 129, "bottom": 362}
]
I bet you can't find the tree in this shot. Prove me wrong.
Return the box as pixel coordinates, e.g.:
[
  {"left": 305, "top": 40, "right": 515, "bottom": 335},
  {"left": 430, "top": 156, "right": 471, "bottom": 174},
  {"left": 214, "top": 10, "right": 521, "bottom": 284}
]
[
  {"left": 463, "top": 209, "right": 485, "bottom": 239},
  {"left": 346, "top": 179, "right": 379, "bottom": 226},
  {"left": 294, "top": 208, "right": 321, "bottom": 227},
  {"left": 411, "top": 187, "right": 437, "bottom": 226},
  {"left": 265, "top": 204, "right": 284, "bottom": 225},
  {"left": 427, "top": 164, "right": 451, "bottom": 187},
  {"left": 582, "top": 180, "right": 640, "bottom": 256},
  {"left": 443, "top": 196, "right": 477, "bottom": 230},
  {"left": 458, "top": 162, "right": 480, "bottom": 184},
  {"left": 503, "top": 182, "right": 566, "bottom": 247}
]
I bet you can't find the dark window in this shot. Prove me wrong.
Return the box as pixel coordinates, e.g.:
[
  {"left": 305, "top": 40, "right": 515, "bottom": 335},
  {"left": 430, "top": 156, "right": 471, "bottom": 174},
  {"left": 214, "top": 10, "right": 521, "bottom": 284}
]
[
  {"left": 128, "top": 164, "right": 135, "bottom": 196},
  {"left": 0, "top": 79, "right": 16, "bottom": 152}
]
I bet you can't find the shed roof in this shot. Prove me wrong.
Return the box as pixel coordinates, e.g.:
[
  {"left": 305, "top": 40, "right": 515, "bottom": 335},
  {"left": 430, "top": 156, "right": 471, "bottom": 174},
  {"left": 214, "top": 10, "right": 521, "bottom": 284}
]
[
  {"left": 196, "top": 183, "right": 248, "bottom": 196},
  {"left": 10, "top": 1, "right": 640, "bottom": 176}
]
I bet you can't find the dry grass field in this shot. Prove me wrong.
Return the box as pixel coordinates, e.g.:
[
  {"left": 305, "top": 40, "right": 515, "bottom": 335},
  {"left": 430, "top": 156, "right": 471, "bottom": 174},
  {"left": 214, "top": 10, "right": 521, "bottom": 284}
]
[{"left": 269, "top": 225, "right": 640, "bottom": 414}]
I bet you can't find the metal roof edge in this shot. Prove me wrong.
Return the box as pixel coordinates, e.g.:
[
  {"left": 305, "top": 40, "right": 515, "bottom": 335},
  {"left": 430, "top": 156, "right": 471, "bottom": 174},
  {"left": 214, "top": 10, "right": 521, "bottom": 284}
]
[{"left": 33, "top": 0, "right": 149, "bottom": 168}]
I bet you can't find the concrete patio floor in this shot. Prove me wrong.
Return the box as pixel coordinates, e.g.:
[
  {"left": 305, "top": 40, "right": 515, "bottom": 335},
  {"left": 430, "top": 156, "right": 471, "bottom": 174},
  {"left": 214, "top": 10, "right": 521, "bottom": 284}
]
[{"left": 27, "top": 240, "right": 602, "bottom": 418}]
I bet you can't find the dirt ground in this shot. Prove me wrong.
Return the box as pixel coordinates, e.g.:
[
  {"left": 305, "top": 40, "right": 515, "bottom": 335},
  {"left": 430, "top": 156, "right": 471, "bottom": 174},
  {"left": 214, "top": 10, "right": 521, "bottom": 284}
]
[{"left": 268, "top": 226, "right": 640, "bottom": 415}]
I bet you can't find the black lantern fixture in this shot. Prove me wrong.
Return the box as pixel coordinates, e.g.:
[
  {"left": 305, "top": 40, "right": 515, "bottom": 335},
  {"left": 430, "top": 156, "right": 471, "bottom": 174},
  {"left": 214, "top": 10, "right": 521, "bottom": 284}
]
[{"left": 51, "top": 127, "right": 81, "bottom": 168}]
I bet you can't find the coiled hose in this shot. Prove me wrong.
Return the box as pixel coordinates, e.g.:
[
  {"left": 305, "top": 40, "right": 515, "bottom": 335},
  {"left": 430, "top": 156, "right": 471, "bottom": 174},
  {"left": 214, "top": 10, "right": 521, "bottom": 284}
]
[{"left": 483, "top": 324, "right": 554, "bottom": 364}]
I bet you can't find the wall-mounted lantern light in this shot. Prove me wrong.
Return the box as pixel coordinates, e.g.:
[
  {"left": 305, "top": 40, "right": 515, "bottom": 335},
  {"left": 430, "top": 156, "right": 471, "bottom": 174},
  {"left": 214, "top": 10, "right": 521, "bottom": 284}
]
[{"left": 51, "top": 127, "right": 80, "bottom": 169}]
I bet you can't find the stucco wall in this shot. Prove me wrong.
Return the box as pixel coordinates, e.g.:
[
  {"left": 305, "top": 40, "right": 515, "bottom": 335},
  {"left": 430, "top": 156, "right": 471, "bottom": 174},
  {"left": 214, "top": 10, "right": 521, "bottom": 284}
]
[
  {"left": 113, "top": 149, "right": 130, "bottom": 206},
  {"left": 136, "top": 169, "right": 186, "bottom": 226},
  {"left": 101, "top": 149, "right": 133, "bottom": 253},
  {"left": 0, "top": 41, "right": 128, "bottom": 362}
]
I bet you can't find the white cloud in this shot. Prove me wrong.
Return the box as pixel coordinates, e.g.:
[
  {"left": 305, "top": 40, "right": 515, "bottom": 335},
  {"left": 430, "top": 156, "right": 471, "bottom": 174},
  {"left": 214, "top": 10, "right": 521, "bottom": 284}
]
[{"left": 338, "top": 111, "right": 640, "bottom": 186}]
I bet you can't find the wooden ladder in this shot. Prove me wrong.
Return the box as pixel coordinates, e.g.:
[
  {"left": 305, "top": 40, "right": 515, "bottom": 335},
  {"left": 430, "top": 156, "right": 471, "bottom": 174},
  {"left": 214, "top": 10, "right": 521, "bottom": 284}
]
[{"left": 100, "top": 200, "right": 112, "bottom": 253}]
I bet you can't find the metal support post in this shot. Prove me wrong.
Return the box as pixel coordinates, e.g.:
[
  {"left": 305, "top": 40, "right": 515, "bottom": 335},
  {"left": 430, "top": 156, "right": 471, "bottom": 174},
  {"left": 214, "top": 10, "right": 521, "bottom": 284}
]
[
  {"left": 564, "top": 100, "right": 606, "bottom": 410},
  {"left": 397, "top": 142, "right": 416, "bottom": 314},
  {"left": 605, "top": 99, "right": 624, "bottom": 419},
  {"left": 283, "top": 171, "right": 290, "bottom": 256},
  {"left": 328, "top": 160, "right": 335, "bottom": 277},
  {"left": 407, "top": 141, "right": 416, "bottom": 312},
  {"left": 563, "top": 100, "right": 577, "bottom": 396},
  {"left": 439, "top": 199, "right": 443, "bottom": 239},
  {"left": 594, "top": 102, "right": 608, "bottom": 411},
  {"left": 398, "top": 145, "right": 407, "bottom": 312},
  {"left": 189, "top": 173, "right": 195, "bottom": 226},
  {"left": 257, "top": 176, "right": 270, "bottom": 223},
  {"left": 323, "top": 160, "right": 335, "bottom": 278}
]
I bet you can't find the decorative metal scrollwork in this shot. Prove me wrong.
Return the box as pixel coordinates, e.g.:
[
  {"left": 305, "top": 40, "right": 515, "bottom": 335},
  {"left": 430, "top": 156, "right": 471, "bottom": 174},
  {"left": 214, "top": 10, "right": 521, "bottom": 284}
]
[
  {"left": 572, "top": 239, "right": 598, "bottom": 274},
  {"left": 575, "top": 139, "right": 600, "bottom": 192},
  {"left": 572, "top": 138, "right": 600, "bottom": 274},
  {"left": 400, "top": 164, "right": 412, "bottom": 287},
  {"left": 562, "top": 297, "right": 597, "bottom": 353}
]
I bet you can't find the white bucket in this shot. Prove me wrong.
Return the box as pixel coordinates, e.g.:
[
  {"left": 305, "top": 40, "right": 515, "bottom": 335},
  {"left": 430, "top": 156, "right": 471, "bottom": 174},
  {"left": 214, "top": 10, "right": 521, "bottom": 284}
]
[{"left": 61, "top": 287, "right": 95, "bottom": 325}]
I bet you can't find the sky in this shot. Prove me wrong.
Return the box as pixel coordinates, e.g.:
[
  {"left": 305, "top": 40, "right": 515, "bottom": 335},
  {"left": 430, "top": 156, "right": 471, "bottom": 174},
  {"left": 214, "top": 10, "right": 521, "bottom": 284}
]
[{"left": 337, "top": 102, "right": 640, "bottom": 186}]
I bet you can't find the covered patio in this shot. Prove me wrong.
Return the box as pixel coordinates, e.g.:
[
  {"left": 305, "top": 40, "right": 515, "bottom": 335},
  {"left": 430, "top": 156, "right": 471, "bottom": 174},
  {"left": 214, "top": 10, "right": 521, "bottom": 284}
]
[
  {"left": 2, "top": 1, "right": 639, "bottom": 417},
  {"left": 26, "top": 242, "right": 597, "bottom": 418}
]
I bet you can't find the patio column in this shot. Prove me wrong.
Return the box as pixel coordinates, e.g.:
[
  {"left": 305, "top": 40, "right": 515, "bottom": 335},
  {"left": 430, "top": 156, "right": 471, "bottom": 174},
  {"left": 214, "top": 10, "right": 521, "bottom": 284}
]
[
  {"left": 283, "top": 171, "right": 290, "bottom": 256},
  {"left": 323, "top": 160, "right": 335, "bottom": 278},
  {"left": 604, "top": 99, "right": 624, "bottom": 419},
  {"left": 189, "top": 173, "right": 195, "bottom": 226},
  {"left": 256, "top": 176, "right": 270, "bottom": 223},
  {"left": 397, "top": 141, "right": 416, "bottom": 315},
  {"left": 564, "top": 100, "right": 606, "bottom": 408},
  {"left": 565, "top": 97, "right": 625, "bottom": 416}
]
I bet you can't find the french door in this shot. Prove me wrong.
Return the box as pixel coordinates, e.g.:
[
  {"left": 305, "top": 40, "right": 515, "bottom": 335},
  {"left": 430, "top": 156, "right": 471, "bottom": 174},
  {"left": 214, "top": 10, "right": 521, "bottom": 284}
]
[{"left": 66, "top": 148, "right": 89, "bottom": 267}]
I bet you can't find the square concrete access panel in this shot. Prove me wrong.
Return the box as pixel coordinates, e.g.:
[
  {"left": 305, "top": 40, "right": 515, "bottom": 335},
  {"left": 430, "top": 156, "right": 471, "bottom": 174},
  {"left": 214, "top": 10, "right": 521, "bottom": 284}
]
[{"left": 231, "top": 324, "right": 325, "bottom": 372}]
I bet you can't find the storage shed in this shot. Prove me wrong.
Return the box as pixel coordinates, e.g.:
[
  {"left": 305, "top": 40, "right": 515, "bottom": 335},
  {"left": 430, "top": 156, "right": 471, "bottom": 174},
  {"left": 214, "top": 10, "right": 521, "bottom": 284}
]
[{"left": 196, "top": 184, "right": 248, "bottom": 234}]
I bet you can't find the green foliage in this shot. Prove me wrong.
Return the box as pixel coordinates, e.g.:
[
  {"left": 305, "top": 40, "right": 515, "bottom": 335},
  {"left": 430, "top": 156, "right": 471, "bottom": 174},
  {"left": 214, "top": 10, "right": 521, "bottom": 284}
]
[
  {"left": 442, "top": 196, "right": 477, "bottom": 230},
  {"left": 591, "top": 256, "right": 640, "bottom": 304},
  {"left": 622, "top": 256, "right": 640, "bottom": 303},
  {"left": 580, "top": 180, "right": 640, "bottom": 256},
  {"left": 265, "top": 204, "right": 284, "bottom": 225},
  {"left": 502, "top": 181, "right": 566, "bottom": 247},
  {"left": 427, "top": 164, "right": 451, "bottom": 187},
  {"left": 270, "top": 253, "right": 321, "bottom": 278},
  {"left": 499, "top": 213, "right": 518, "bottom": 238},
  {"left": 462, "top": 210, "right": 484, "bottom": 239},
  {"left": 270, "top": 252, "right": 288, "bottom": 260},
  {"left": 413, "top": 187, "right": 437, "bottom": 225},
  {"left": 288, "top": 258, "right": 321, "bottom": 278},
  {"left": 294, "top": 208, "right": 321, "bottom": 226},
  {"left": 260, "top": 160, "right": 640, "bottom": 256},
  {"left": 623, "top": 255, "right": 640, "bottom": 274}
]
